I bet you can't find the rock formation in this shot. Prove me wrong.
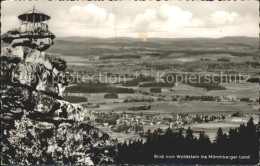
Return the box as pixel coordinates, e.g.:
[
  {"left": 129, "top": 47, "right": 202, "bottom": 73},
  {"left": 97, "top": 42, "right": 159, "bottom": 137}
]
[{"left": 1, "top": 9, "right": 116, "bottom": 165}]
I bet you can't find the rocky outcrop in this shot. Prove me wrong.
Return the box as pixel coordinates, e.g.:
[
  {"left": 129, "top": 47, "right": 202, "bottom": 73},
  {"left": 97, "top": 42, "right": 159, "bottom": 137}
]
[
  {"left": 1, "top": 28, "right": 55, "bottom": 51},
  {"left": 1, "top": 31, "right": 116, "bottom": 165}
]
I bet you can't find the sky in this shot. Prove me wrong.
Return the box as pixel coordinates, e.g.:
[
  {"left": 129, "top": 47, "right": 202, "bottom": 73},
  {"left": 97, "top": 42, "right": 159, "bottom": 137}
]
[{"left": 1, "top": 1, "right": 259, "bottom": 38}]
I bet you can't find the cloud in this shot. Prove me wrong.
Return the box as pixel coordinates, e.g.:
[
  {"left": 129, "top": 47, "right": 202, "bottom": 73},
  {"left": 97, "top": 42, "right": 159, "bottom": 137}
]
[
  {"left": 157, "top": 4, "right": 193, "bottom": 26},
  {"left": 1, "top": 15, "right": 20, "bottom": 34},
  {"left": 134, "top": 9, "right": 157, "bottom": 31},
  {"left": 133, "top": 4, "right": 193, "bottom": 32},
  {"left": 55, "top": 4, "right": 115, "bottom": 29},
  {"left": 131, "top": 7, "right": 258, "bottom": 38},
  {"left": 1, "top": 3, "right": 258, "bottom": 38},
  {"left": 189, "top": 18, "right": 204, "bottom": 27},
  {"left": 210, "top": 11, "right": 239, "bottom": 26},
  {"left": 48, "top": 4, "right": 118, "bottom": 37}
]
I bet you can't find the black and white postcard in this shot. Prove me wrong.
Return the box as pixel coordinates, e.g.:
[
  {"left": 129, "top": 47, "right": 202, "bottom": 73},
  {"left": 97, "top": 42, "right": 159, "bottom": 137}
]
[{"left": 1, "top": 0, "right": 259, "bottom": 165}]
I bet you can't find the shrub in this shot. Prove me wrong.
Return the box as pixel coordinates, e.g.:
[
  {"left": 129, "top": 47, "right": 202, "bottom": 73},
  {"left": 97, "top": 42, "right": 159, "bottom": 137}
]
[
  {"left": 150, "top": 87, "right": 161, "bottom": 93},
  {"left": 63, "top": 96, "right": 88, "bottom": 103},
  {"left": 104, "top": 93, "right": 118, "bottom": 99}
]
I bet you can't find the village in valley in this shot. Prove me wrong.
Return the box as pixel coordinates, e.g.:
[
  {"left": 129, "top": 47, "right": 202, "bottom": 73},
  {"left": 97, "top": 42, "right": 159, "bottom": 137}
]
[
  {"left": 51, "top": 35, "right": 259, "bottom": 143},
  {"left": 1, "top": 1, "right": 259, "bottom": 165},
  {"left": 83, "top": 103, "right": 258, "bottom": 142}
]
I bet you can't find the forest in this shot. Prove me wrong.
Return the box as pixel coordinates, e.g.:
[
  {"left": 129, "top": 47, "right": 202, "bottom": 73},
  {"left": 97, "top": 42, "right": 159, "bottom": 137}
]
[{"left": 116, "top": 117, "right": 259, "bottom": 164}]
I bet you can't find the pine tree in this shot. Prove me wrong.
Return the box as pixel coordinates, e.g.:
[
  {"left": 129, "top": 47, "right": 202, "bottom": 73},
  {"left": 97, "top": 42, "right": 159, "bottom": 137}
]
[
  {"left": 185, "top": 127, "right": 194, "bottom": 141},
  {"left": 246, "top": 117, "right": 255, "bottom": 132},
  {"left": 198, "top": 131, "right": 211, "bottom": 144},
  {"left": 214, "top": 128, "right": 227, "bottom": 144},
  {"left": 214, "top": 128, "right": 223, "bottom": 144}
]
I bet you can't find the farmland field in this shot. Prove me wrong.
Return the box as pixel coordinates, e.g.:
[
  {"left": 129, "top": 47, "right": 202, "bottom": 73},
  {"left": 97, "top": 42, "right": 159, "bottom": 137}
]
[
  {"left": 94, "top": 101, "right": 258, "bottom": 114},
  {"left": 52, "top": 36, "right": 259, "bottom": 142}
]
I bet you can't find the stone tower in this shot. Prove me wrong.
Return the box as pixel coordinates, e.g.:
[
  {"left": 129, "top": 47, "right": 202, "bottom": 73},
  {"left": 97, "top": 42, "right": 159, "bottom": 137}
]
[{"left": 2, "top": 6, "right": 55, "bottom": 51}]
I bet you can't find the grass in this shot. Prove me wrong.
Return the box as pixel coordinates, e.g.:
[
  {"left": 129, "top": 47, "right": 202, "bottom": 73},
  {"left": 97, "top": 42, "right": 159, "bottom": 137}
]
[
  {"left": 100, "top": 54, "right": 140, "bottom": 60},
  {"left": 163, "top": 73, "right": 227, "bottom": 91},
  {"left": 63, "top": 95, "right": 88, "bottom": 103},
  {"left": 96, "top": 101, "right": 258, "bottom": 114},
  {"left": 186, "top": 82, "right": 226, "bottom": 91},
  {"left": 122, "top": 76, "right": 155, "bottom": 87},
  {"left": 66, "top": 83, "right": 135, "bottom": 93},
  {"left": 140, "top": 82, "right": 175, "bottom": 87},
  {"left": 122, "top": 81, "right": 139, "bottom": 87}
]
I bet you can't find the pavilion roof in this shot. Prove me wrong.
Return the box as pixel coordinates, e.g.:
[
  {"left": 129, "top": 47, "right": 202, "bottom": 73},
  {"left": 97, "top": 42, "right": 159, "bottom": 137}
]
[{"left": 18, "top": 7, "right": 51, "bottom": 22}]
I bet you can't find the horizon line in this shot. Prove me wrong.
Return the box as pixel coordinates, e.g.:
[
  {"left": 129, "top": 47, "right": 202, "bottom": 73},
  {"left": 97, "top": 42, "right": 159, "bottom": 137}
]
[{"left": 55, "top": 35, "right": 257, "bottom": 39}]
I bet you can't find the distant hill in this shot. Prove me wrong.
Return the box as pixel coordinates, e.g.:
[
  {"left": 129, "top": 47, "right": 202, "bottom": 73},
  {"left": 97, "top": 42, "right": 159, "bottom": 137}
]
[
  {"left": 2, "top": 36, "right": 258, "bottom": 58},
  {"left": 55, "top": 36, "right": 258, "bottom": 44},
  {"left": 215, "top": 36, "right": 259, "bottom": 44},
  {"left": 56, "top": 36, "right": 138, "bottom": 42},
  {"left": 47, "top": 36, "right": 258, "bottom": 57}
]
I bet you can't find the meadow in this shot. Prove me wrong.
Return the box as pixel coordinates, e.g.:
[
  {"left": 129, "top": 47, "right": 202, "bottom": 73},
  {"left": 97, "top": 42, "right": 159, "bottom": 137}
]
[{"left": 43, "top": 36, "right": 259, "bottom": 143}]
